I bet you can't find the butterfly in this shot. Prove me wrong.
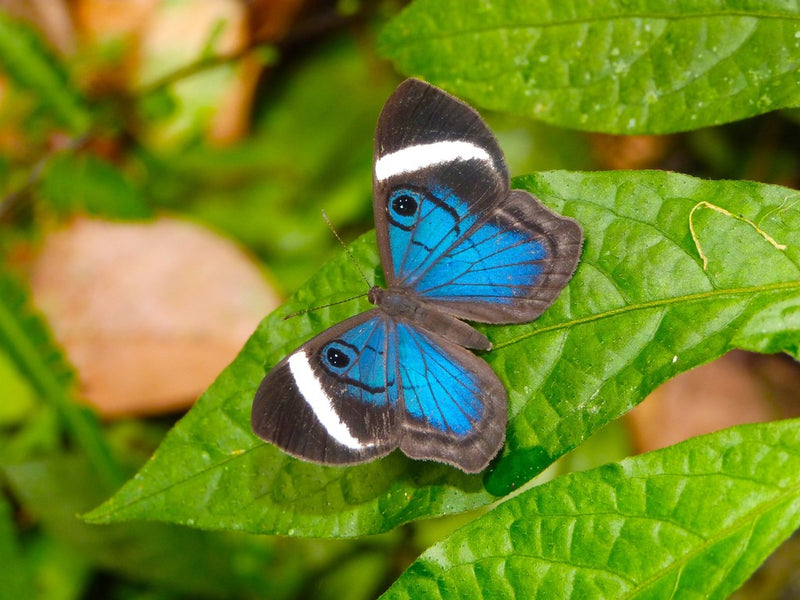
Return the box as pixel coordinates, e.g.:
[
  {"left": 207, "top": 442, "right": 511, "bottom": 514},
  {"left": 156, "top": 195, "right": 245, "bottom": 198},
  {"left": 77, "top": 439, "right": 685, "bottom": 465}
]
[{"left": 251, "top": 79, "right": 583, "bottom": 473}]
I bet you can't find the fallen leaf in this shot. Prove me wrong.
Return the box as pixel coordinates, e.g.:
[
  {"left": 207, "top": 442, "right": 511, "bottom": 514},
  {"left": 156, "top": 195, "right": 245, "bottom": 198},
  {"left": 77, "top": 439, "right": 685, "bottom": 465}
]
[{"left": 29, "top": 216, "right": 280, "bottom": 417}]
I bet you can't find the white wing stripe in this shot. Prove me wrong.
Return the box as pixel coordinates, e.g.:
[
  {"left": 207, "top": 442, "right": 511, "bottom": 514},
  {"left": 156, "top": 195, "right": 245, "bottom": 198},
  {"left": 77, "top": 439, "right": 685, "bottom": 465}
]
[
  {"left": 375, "top": 140, "right": 493, "bottom": 181},
  {"left": 288, "top": 351, "right": 365, "bottom": 450}
]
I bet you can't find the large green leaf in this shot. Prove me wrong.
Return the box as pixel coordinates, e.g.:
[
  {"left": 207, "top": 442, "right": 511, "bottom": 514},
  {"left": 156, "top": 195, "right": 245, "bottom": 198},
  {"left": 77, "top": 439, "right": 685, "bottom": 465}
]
[
  {"left": 84, "top": 170, "right": 800, "bottom": 536},
  {"left": 382, "top": 418, "right": 800, "bottom": 599},
  {"left": 379, "top": 0, "right": 800, "bottom": 134}
]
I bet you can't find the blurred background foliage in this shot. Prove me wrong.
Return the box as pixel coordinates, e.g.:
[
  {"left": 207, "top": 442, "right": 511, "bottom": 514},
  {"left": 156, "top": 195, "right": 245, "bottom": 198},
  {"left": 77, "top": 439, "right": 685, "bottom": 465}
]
[{"left": 0, "top": 0, "right": 798, "bottom": 598}]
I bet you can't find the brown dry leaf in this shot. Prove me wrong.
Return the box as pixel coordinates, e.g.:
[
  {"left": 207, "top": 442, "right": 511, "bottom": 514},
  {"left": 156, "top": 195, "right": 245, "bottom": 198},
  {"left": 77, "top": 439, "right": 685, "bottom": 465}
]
[
  {"left": 0, "top": 0, "right": 76, "bottom": 54},
  {"left": 628, "top": 350, "right": 800, "bottom": 453},
  {"left": 29, "top": 216, "right": 280, "bottom": 418},
  {"left": 71, "top": 0, "right": 160, "bottom": 94},
  {"left": 590, "top": 133, "right": 672, "bottom": 170}
]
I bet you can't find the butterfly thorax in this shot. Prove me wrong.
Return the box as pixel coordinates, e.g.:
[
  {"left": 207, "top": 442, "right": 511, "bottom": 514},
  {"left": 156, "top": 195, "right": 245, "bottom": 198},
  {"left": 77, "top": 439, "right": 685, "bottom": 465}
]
[
  {"left": 368, "top": 286, "right": 416, "bottom": 316},
  {"left": 368, "top": 286, "right": 491, "bottom": 351}
]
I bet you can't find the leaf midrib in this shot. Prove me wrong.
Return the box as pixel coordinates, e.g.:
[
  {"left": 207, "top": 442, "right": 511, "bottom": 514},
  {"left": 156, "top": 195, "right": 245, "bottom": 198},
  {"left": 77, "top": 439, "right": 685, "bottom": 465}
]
[{"left": 494, "top": 279, "right": 800, "bottom": 349}]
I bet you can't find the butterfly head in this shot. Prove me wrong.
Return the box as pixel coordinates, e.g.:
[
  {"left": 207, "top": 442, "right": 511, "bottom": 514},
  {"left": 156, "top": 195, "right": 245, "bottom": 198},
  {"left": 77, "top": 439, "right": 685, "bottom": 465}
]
[{"left": 367, "top": 285, "right": 384, "bottom": 306}]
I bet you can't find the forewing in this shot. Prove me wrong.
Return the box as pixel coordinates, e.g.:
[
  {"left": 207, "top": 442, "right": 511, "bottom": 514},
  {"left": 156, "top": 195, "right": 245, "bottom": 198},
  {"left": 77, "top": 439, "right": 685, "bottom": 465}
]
[
  {"left": 373, "top": 79, "right": 509, "bottom": 284},
  {"left": 251, "top": 310, "right": 399, "bottom": 465},
  {"left": 373, "top": 79, "right": 582, "bottom": 323},
  {"left": 394, "top": 322, "right": 507, "bottom": 473}
]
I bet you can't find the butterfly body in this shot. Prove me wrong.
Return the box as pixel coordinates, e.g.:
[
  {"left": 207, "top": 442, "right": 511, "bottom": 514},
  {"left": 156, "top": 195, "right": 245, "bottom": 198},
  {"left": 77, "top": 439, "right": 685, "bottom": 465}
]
[
  {"left": 368, "top": 286, "right": 491, "bottom": 350},
  {"left": 252, "top": 79, "right": 583, "bottom": 473}
]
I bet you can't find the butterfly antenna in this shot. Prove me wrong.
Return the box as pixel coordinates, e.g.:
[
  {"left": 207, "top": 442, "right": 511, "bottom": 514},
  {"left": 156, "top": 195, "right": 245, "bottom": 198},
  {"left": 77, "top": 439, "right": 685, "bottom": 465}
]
[
  {"left": 322, "top": 210, "right": 372, "bottom": 288},
  {"left": 282, "top": 292, "right": 368, "bottom": 320},
  {"left": 282, "top": 211, "right": 373, "bottom": 321}
]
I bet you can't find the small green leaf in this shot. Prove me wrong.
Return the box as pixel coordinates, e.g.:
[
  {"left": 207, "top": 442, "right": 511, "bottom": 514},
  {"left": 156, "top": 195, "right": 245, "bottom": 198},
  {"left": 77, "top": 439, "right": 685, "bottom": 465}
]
[
  {"left": 84, "top": 170, "right": 800, "bottom": 537},
  {"left": 0, "top": 14, "right": 91, "bottom": 133},
  {"left": 137, "top": 87, "right": 179, "bottom": 123},
  {"left": 0, "top": 274, "right": 75, "bottom": 393},
  {"left": 382, "top": 418, "right": 800, "bottom": 599},
  {"left": 379, "top": 0, "right": 800, "bottom": 133}
]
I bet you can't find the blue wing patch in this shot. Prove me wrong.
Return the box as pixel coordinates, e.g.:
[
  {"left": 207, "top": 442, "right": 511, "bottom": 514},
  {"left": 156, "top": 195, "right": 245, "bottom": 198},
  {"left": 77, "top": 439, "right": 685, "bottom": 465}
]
[
  {"left": 382, "top": 183, "right": 580, "bottom": 324},
  {"left": 387, "top": 186, "right": 476, "bottom": 282},
  {"left": 318, "top": 314, "right": 396, "bottom": 408},
  {"left": 412, "top": 196, "right": 546, "bottom": 303},
  {"left": 395, "top": 322, "right": 483, "bottom": 436},
  {"left": 388, "top": 186, "right": 547, "bottom": 303},
  {"left": 319, "top": 317, "right": 488, "bottom": 438}
]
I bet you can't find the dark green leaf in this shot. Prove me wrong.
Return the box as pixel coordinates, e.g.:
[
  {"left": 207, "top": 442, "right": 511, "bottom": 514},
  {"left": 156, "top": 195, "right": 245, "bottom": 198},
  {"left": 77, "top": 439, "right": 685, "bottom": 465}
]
[
  {"left": 0, "top": 273, "right": 75, "bottom": 393},
  {"left": 84, "top": 170, "right": 800, "bottom": 536},
  {"left": 382, "top": 418, "right": 800, "bottom": 599},
  {"left": 379, "top": 0, "right": 800, "bottom": 133},
  {"left": 0, "top": 13, "right": 91, "bottom": 133}
]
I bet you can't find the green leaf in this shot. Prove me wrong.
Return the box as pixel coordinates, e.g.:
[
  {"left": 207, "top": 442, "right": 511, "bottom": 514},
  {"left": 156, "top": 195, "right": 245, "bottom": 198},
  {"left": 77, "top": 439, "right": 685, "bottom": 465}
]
[
  {"left": 84, "top": 170, "right": 800, "bottom": 536},
  {"left": 0, "top": 274, "right": 75, "bottom": 395},
  {"left": 382, "top": 418, "right": 800, "bottom": 599},
  {"left": 0, "top": 14, "right": 91, "bottom": 133},
  {"left": 379, "top": 0, "right": 800, "bottom": 134}
]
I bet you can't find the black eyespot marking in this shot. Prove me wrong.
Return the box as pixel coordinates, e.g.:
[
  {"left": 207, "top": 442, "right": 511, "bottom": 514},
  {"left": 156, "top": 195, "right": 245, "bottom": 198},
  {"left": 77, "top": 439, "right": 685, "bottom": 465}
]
[
  {"left": 386, "top": 188, "right": 425, "bottom": 230},
  {"left": 392, "top": 194, "right": 417, "bottom": 217},
  {"left": 326, "top": 346, "right": 350, "bottom": 368}
]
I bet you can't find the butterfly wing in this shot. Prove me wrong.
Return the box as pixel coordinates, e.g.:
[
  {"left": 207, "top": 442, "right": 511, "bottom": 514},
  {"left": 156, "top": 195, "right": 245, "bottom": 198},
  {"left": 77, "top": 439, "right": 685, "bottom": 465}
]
[
  {"left": 251, "top": 310, "right": 398, "bottom": 465},
  {"left": 393, "top": 321, "right": 506, "bottom": 473},
  {"left": 251, "top": 309, "right": 506, "bottom": 471},
  {"left": 374, "top": 79, "right": 582, "bottom": 324}
]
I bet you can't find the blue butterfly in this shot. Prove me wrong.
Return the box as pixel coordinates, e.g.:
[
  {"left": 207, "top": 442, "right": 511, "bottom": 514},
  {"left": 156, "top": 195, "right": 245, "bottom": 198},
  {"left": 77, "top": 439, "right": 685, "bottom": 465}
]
[{"left": 251, "top": 79, "right": 583, "bottom": 473}]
